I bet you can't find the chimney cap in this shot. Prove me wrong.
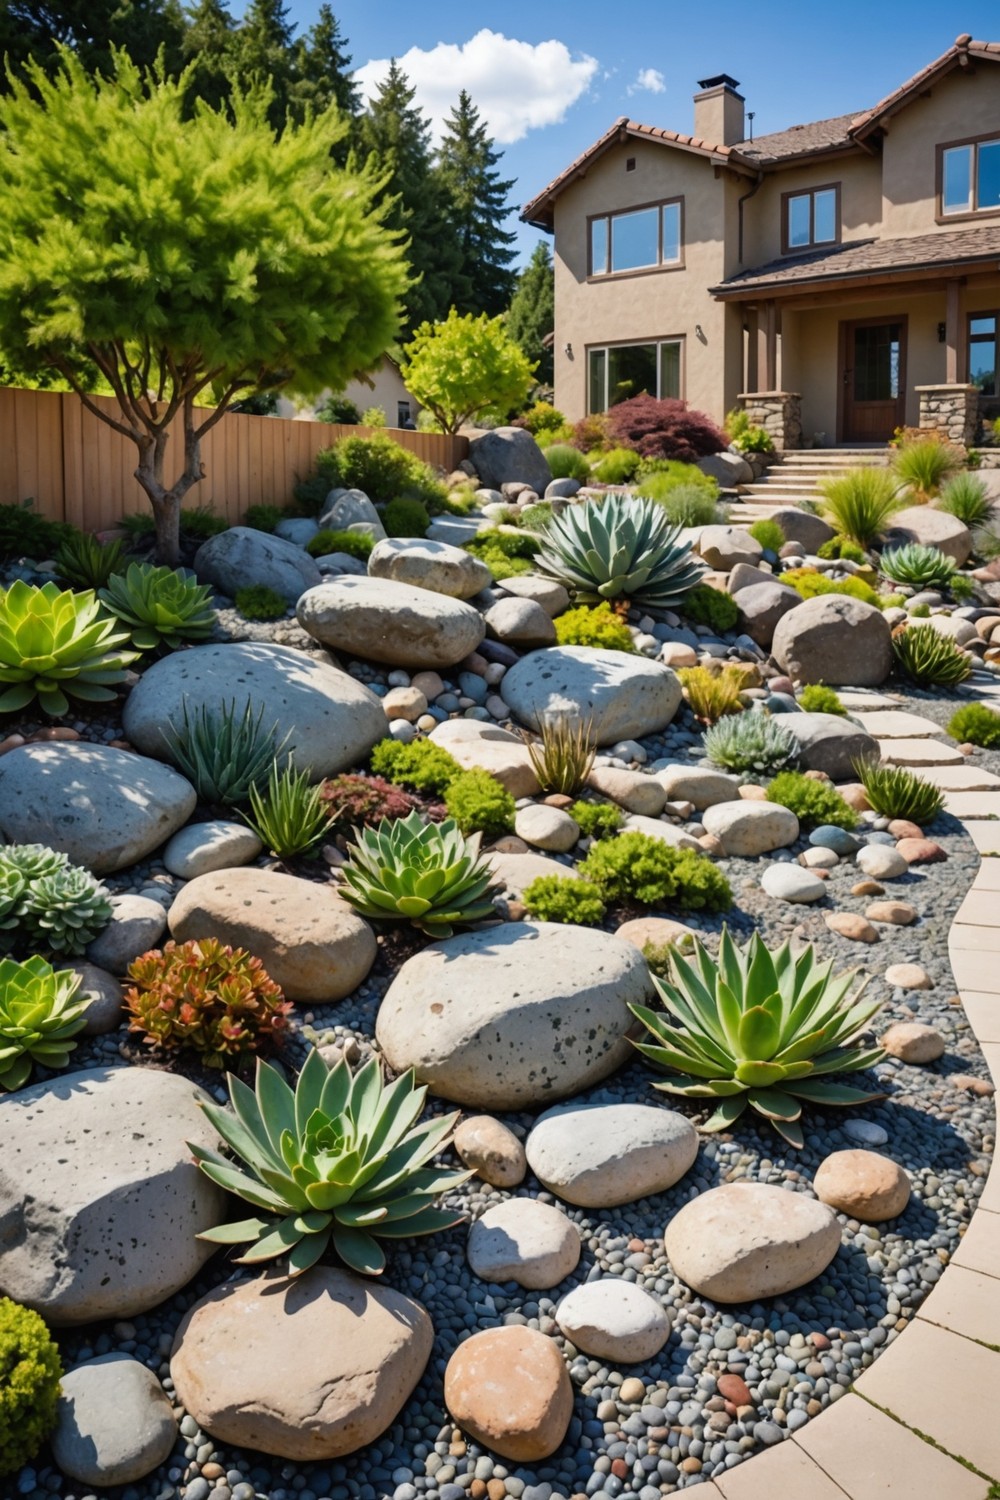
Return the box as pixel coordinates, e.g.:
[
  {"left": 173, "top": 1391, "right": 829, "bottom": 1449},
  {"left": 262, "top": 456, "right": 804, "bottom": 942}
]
[{"left": 697, "top": 73, "right": 741, "bottom": 93}]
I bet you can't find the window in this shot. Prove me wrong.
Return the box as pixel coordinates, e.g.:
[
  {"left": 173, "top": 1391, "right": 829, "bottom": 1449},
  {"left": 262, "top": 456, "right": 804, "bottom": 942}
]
[
  {"left": 969, "top": 314, "right": 999, "bottom": 395},
  {"left": 588, "top": 339, "right": 683, "bottom": 412},
  {"left": 782, "top": 185, "right": 839, "bottom": 252},
  {"left": 942, "top": 137, "right": 1000, "bottom": 216},
  {"left": 589, "top": 200, "right": 683, "bottom": 276}
]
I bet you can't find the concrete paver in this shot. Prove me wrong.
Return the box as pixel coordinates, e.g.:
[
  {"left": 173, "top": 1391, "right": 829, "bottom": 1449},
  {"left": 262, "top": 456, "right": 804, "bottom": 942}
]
[
  {"left": 957, "top": 992, "right": 1000, "bottom": 1042},
  {"left": 952, "top": 1206, "right": 1000, "bottom": 1280},
  {"left": 920, "top": 764, "right": 1000, "bottom": 790},
  {"left": 942, "top": 791, "right": 1000, "bottom": 817},
  {"left": 959, "top": 823, "right": 1000, "bottom": 855},
  {"left": 949, "top": 949, "right": 1000, "bottom": 991},
  {"left": 949, "top": 923, "right": 1000, "bottom": 952},
  {"left": 793, "top": 1392, "right": 989, "bottom": 1497},
  {"left": 878, "top": 737, "right": 964, "bottom": 766},
  {"left": 955, "top": 890, "right": 1000, "bottom": 924},
  {"left": 713, "top": 1440, "right": 848, "bottom": 1499},
  {"left": 852, "top": 709, "right": 946, "bottom": 737},
  {"left": 916, "top": 1262, "right": 1000, "bottom": 1346}
]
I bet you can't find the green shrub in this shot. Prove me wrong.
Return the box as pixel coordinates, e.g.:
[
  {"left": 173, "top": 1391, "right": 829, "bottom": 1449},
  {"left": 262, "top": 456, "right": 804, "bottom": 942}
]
[
  {"left": 854, "top": 759, "right": 944, "bottom": 823},
  {"left": 118, "top": 510, "right": 156, "bottom": 540},
  {"left": 384, "top": 496, "right": 430, "bottom": 537},
  {"left": 797, "top": 684, "right": 846, "bottom": 715},
  {"left": 0, "top": 1297, "right": 62, "bottom": 1474},
  {"left": 0, "top": 500, "right": 70, "bottom": 561},
  {"left": 908, "top": 602, "right": 931, "bottom": 617},
  {"left": 443, "top": 768, "right": 516, "bottom": 838},
  {"left": 55, "top": 531, "right": 127, "bottom": 590},
  {"left": 516, "top": 400, "right": 566, "bottom": 435},
  {"left": 592, "top": 447, "right": 641, "bottom": 485},
  {"left": 522, "top": 874, "right": 606, "bottom": 924},
  {"left": 939, "top": 471, "right": 993, "bottom": 529},
  {"left": 554, "top": 601, "right": 635, "bottom": 653},
  {"left": 243, "top": 503, "right": 285, "bottom": 532},
  {"left": 234, "top": 584, "right": 288, "bottom": 621},
  {"left": 463, "top": 528, "right": 539, "bottom": 581},
  {"left": 543, "top": 442, "right": 590, "bottom": 481},
  {"left": 568, "top": 799, "right": 623, "bottom": 838},
  {"left": 166, "top": 697, "right": 289, "bottom": 805},
  {"left": 635, "top": 462, "right": 722, "bottom": 527},
  {"left": 748, "top": 518, "right": 785, "bottom": 553},
  {"left": 99, "top": 563, "right": 216, "bottom": 651},
  {"left": 765, "top": 770, "right": 858, "bottom": 830},
  {"left": 879, "top": 542, "right": 956, "bottom": 590},
  {"left": 369, "top": 737, "right": 462, "bottom": 795},
  {"left": 779, "top": 567, "right": 881, "bottom": 608},
  {"left": 818, "top": 535, "right": 867, "bottom": 562},
  {"left": 179, "top": 506, "right": 228, "bottom": 540},
  {"left": 881, "top": 592, "right": 907, "bottom": 608},
  {"left": 580, "top": 832, "right": 732, "bottom": 912},
  {"left": 726, "top": 408, "right": 775, "bottom": 453},
  {"left": 636, "top": 456, "right": 718, "bottom": 491},
  {"left": 306, "top": 528, "right": 374, "bottom": 560},
  {"left": 703, "top": 710, "right": 799, "bottom": 775},
  {"left": 949, "top": 573, "right": 974, "bottom": 602},
  {"left": 571, "top": 412, "right": 612, "bottom": 452},
  {"left": 520, "top": 502, "right": 553, "bottom": 531},
  {"left": 317, "top": 433, "right": 445, "bottom": 508},
  {"left": 892, "top": 438, "right": 961, "bottom": 501},
  {"left": 678, "top": 664, "right": 750, "bottom": 723},
  {"left": 892, "top": 624, "right": 972, "bottom": 687},
  {"left": 948, "top": 701, "right": 1000, "bottom": 747},
  {"left": 819, "top": 467, "right": 903, "bottom": 548},
  {"left": 680, "top": 583, "right": 739, "bottom": 632},
  {"left": 654, "top": 483, "right": 725, "bottom": 528},
  {"left": 315, "top": 392, "right": 361, "bottom": 424},
  {"left": 291, "top": 470, "right": 331, "bottom": 514}
]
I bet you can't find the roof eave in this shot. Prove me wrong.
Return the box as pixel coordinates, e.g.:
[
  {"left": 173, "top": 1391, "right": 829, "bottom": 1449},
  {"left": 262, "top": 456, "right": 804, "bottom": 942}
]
[{"left": 711, "top": 250, "right": 1000, "bottom": 301}]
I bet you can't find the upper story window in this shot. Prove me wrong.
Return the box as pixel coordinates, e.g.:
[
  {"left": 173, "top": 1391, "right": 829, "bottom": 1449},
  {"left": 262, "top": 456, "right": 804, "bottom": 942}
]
[
  {"left": 941, "top": 136, "right": 1000, "bottom": 216},
  {"left": 589, "top": 200, "right": 683, "bottom": 277},
  {"left": 782, "top": 185, "right": 839, "bottom": 253}
]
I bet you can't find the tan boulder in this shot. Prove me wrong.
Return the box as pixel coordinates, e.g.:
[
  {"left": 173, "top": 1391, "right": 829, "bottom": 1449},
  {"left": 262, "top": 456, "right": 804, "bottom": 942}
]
[
  {"left": 586, "top": 766, "right": 666, "bottom": 816},
  {"left": 440, "top": 735, "right": 540, "bottom": 798},
  {"left": 467, "top": 1199, "right": 580, "bottom": 1288},
  {"left": 825, "top": 912, "right": 879, "bottom": 943},
  {"left": 444, "top": 1327, "right": 573, "bottom": 1461},
  {"left": 880, "top": 1021, "right": 945, "bottom": 1064},
  {"left": 813, "top": 1149, "right": 910, "bottom": 1223},
  {"left": 615, "top": 915, "right": 697, "bottom": 954},
  {"left": 454, "top": 1116, "right": 527, "bottom": 1188}
]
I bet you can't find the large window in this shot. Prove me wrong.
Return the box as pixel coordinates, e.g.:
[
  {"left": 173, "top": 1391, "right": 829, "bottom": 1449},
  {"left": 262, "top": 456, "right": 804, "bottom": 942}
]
[
  {"left": 782, "top": 185, "right": 839, "bottom": 252},
  {"left": 590, "top": 200, "right": 683, "bottom": 276},
  {"left": 941, "top": 137, "right": 1000, "bottom": 216},
  {"left": 969, "top": 314, "right": 999, "bottom": 395},
  {"left": 588, "top": 339, "right": 683, "bottom": 412}
]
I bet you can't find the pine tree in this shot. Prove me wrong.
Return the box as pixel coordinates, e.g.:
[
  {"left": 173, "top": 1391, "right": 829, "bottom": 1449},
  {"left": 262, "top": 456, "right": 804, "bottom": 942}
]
[
  {"left": 229, "top": 0, "right": 295, "bottom": 127},
  {"left": 180, "top": 0, "right": 236, "bottom": 113},
  {"left": 291, "top": 5, "right": 359, "bottom": 125},
  {"left": 0, "top": 1, "right": 185, "bottom": 83},
  {"left": 507, "top": 241, "right": 555, "bottom": 387},
  {"left": 435, "top": 91, "right": 517, "bottom": 318}
]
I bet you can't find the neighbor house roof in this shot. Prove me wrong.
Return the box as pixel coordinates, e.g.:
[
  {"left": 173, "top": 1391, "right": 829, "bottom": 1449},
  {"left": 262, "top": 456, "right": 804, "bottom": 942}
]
[{"left": 711, "top": 224, "right": 1000, "bottom": 299}]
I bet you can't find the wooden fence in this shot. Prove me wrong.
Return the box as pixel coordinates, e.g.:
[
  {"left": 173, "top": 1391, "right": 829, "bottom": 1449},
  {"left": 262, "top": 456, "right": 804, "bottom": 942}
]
[{"left": 0, "top": 387, "right": 470, "bottom": 532}]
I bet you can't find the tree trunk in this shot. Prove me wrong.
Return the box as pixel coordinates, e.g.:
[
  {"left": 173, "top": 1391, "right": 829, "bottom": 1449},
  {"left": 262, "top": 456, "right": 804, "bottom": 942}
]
[{"left": 132, "top": 406, "right": 206, "bottom": 567}]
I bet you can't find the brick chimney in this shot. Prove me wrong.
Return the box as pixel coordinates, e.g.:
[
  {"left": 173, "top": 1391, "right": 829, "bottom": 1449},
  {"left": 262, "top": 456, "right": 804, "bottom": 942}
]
[{"left": 693, "top": 74, "right": 745, "bottom": 146}]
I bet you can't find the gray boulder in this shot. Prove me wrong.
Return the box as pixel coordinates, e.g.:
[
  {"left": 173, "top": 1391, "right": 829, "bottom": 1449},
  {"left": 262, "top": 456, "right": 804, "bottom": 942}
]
[
  {"left": 367, "top": 537, "right": 491, "bottom": 600},
  {"left": 727, "top": 562, "right": 774, "bottom": 594},
  {"left": 501, "top": 646, "right": 682, "bottom": 746},
  {"left": 274, "top": 516, "right": 320, "bottom": 547},
  {"left": 469, "top": 427, "right": 552, "bottom": 495},
  {"left": 318, "top": 488, "right": 387, "bottom": 540},
  {"left": 0, "top": 741, "right": 195, "bottom": 875},
  {"left": 780, "top": 712, "right": 878, "bottom": 780},
  {"left": 766, "top": 507, "right": 836, "bottom": 552},
  {"left": 545, "top": 477, "right": 580, "bottom": 499},
  {"left": 886, "top": 505, "right": 972, "bottom": 566},
  {"left": 697, "top": 451, "right": 753, "bottom": 487},
  {"left": 297, "top": 576, "right": 486, "bottom": 669},
  {"left": 122, "top": 641, "right": 387, "bottom": 780},
  {"left": 496, "top": 574, "right": 571, "bottom": 617},
  {"left": 85, "top": 894, "right": 167, "bottom": 974},
  {"left": 484, "top": 596, "right": 556, "bottom": 648},
  {"left": 193, "top": 526, "right": 321, "bottom": 604},
  {"left": 772, "top": 595, "right": 892, "bottom": 686},
  {"left": 736, "top": 580, "right": 801, "bottom": 647},
  {"left": 52, "top": 1354, "right": 177, "bottom": 1486},
  {"left": 697, "top": 526, "right": 763, "bottom": 571},
  {"left": 525, "top": 1102, "right": 698, "bottom": 1207}
]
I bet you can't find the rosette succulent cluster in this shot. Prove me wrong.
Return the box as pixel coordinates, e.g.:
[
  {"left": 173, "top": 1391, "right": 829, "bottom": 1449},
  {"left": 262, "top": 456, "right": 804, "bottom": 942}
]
[
  {"left": 0, "top": 956, "right": 90, "bottom": 1090},
  {"left": 100, "top": 562, "right": 215, "bottom": 651},
  {"left": 0, "top": 843, "right": 112, "bottom": 955},
  {"left": 534, "top": 493, "right": 704, "bottom": 609},
  {"left": 340, "top": 811, "right": 496, "bottom": 937},
  {"left": 0, "top": 579, "right": 137, "bottom": 716}
]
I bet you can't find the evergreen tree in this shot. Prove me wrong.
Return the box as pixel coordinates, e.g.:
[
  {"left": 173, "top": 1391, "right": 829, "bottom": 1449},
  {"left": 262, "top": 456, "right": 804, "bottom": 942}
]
[
  {"left": 228, "top": 0, "right": 295, "bottom": 127},
  {"left": 180, "top": 0, "right": 235, "bottom": 113},
  {"left": 0, "top": 1, "right": 184, "bottom": 83},
  {"left": 435, "top": 91, "right": 517, "bottom": 318},
  {"left": 291, "top": 5, "right": 359, "bottom": 125},
  {"left": 506, "top": 241, "right": 555, "bottom": 387}
]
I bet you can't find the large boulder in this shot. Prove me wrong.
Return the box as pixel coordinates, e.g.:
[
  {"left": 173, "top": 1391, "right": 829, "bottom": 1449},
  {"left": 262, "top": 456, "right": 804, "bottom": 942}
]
[
  {"left": 367, "top": 537, "right": 491, "bottom": 600},
  {"left": 0, "top": 1067, "right": 226, "bottom": 1325},
  {"left": 771, "top": 595, "right": 892, "bottom": 686},
  {"left": 524, "top": 1102, "right": 698, "bottom": 1207},
  {"left": 697, "top": 526, "right": 763, "bottom": 571},
  {"left": 430, "top": 719, "right": 540, "bottom": 797},
  {"left": 168, "top": 868, "right": 376, "bottom": 1002},
  {"left": 296, "top": 577, "right": 486, "bottom": 669},
  {"left": 766, "top": 507, "right": 835, "bottom": 552},
  {"left": 444, "top": 1326, "right": 572, "bottom": 1462},
  {"left": 484, "top": 596, "right": 556, "bottom": 649},
  {"left": 664, "top": 1182, "right": 841, "bottom": 1302},
  {"left": 375, "top": 922, "right": 650, "bottom": 1109},
  {"left": 652, "top": 765, "right": 740, "bottom": 809},
  {"left": 697, "top": 451, "right": 753, "bottom": 487},
  {"left": 886, "top": 505, "right": 972, "bottom": 566},
  {"left": 469, "top": 427, "right": 552, "bottom": 495},
  {"left": 736, "top": 580, "right": 801, "bottom": 647},
  {"left": 171, "top": 1268, "right": 433, "bottom": 1460},
  {"left": 0, "top": 741, "right": 195, "bottom": 876},
  {"left": 193, "top": 526, "right": 321, "bottom": 604},
  {"left": 122, "top": 641, "right": 386, "bottom": 780},
  {"left": 701, "top": 800, "right": 799, "bottom": 856},
  {"left": 780, "top": 712, "right": 878, "bottom": 780},
  {"left": 52, "top": 1354, "right": 177, "bottom": 1486},
  {"left": 501, "top": 647, "right": 682, "bottom": 746}
]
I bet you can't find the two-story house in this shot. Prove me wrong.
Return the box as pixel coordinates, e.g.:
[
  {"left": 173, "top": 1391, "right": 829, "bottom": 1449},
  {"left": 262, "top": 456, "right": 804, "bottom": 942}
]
[{"left": 521, "top": 35, "right": 1000, "bottom": 450}]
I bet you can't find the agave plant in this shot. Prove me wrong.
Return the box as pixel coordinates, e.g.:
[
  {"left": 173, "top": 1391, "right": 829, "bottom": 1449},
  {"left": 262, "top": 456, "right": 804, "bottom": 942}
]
[
  {"left": 524, "top": 715, "right": 596, "bottom": 796},
  {"left": 852, "top": 759, "right": 944, "bottom": 824},
  {"left": 55, "top": 532, "right": 128, "bottom": 591},
  {"left": 192, "top": 1050, "right": 470, "bottom": 1275},
  {"left": 879, "top": 542, "right": 956, "bottom": 591},
  {"left": 0, "top": 956, "right": 91, "bottom": 1090},
  {"left": 0, "top": 580, "right": 138, "bottom": 716},
  {"left": 630, "top": 928, "right": 886, "bottom": 1148},
  {"left": 340, "top": 811, "right": 496, "bottom": 937},
  {"left": 702, "top": 708, "right": 798, "bottom": 775},
  {"left": 100, "top": 563, "right": 215, "bottom": 651},
  {"left": 891, "top": 623, "right": 972, "bottom": 687},
  {"left": 165, "top": 697, "right": 291, "bottom": 806},
  {"left": 0, "top": 844, "right": 112, "bottom": 956},
  {"left": 533, "top": 494, "right": 705, "bottom": 609}
]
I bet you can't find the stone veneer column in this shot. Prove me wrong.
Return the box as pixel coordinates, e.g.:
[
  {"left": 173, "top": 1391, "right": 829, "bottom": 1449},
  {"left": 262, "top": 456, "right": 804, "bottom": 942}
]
[
  {"left": 915, "top": 384, "right": 979, "bottom": 447},
  {"left": 737, "top": 392, "right": 802, "bottom": 452}
]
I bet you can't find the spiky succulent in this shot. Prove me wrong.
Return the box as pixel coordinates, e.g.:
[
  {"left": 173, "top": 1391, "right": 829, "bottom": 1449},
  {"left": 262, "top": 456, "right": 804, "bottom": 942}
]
[
  {"left": 852, "top": 759, "right": 944, "bottom": 823},
  {"left": 0, "top": 956, "right": 91, "bottom": 1090},
  {"left": 192, "top": 1050, "right": 470, "bottom": 1276},
  {"left": 165, "top": 697, "right": 291, "bottom": 806},
  {"left": 0, "top": 845, "right": 112, "bottom": 956},
  {"left": 339, "top": 811, "right": 496, "bottom": 937},
  {"left": 702, "top": 708, "right": 798, "bottom": 775},
  {"left": 0, "top": 580, "right": 138, "bottom": 716},
  {"left": 55, "top": 532, "right": 128, "bottom": 591},
  {"left": 891, "top": 623, "right": 972, "bottom": 687},
  {"left": 533, "top": 493, "right": 705, "bottom": 608},
  {"left": 879, "top": 542, "right": 956, "bottom": 590},
  {"left": 630, "top": 928, "right": 886, "bottom": 1148},
  {"left": 100, "top": 563, "right": 215, "bottom": 651}
]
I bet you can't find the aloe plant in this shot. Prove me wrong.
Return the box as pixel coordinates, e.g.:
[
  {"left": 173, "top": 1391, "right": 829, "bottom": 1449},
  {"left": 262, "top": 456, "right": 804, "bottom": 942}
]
[
  {"left": 340, "top": 811, "right": 496, "bottom": 937},
  {"left": 534, "top": 493, "right": 705, "bottom": 608},
  {"left": 192, "top": 1050, "right": 470, "bottom": 1276},
  {"left": 165, "top": 697, "right": 291, "bottom": 806},
  {"left": 0, "top": 580, "right": 138, "bottom": 716},
  {"left": 879, "top": 542, "right": 956, "bottom": 590},
  {"left": 630, "top": 928, "right": 886, "bottom": 1148},
  {"left": 99, "top": 563, "right": 215, "bottom": 651},
  {"left": 245, "top": 761, "right": 331, "bottom": 858},
  {"left": 0, "top": 956, "right": 91, "bottom": 1089},
  {"left": 891, "top": 623, "right": 972, "bottom": 687}
]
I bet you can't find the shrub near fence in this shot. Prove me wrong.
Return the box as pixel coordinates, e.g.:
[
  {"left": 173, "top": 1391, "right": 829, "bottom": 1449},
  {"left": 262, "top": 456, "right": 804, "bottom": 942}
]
[{"left": 0, "top": 388, "right": 469, "bottom": 531}]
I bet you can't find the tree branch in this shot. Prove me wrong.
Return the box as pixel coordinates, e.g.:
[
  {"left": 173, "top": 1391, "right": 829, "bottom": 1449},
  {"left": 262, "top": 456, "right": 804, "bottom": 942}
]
[{"left": 50, "top": 354, "right": 145, "bottom": 443}]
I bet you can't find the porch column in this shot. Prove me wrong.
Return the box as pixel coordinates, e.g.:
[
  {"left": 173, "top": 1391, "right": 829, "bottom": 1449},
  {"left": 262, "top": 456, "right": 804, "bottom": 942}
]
[
  {"left": 945, "top": 279, "right": 966, "bottom": 384},
  {"left": 745, "top": 307, "right": 759, "bottom": 392},
  {"left": 756, "top": 301, "right": 778, "bottom": 390}
]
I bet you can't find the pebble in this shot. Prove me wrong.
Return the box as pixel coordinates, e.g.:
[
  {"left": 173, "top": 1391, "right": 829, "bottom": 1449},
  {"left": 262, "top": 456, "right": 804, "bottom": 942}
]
[
  {"left": 881, "top": 1021, "right": 946, "bottom": 1064},
  {"left": 884, "top": 962, "right": 933, "bottom": 990},
  {"left": 825, "top": 912, "right": 879, "bottom": 943}
]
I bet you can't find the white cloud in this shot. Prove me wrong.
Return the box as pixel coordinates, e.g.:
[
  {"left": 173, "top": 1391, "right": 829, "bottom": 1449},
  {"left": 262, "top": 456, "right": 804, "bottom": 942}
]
[
  {"left": 628, "top": 67, "right": 666, "bottom": 96},
  {"left": 354, "top": 30, "right": 600, "bottom": 144}
]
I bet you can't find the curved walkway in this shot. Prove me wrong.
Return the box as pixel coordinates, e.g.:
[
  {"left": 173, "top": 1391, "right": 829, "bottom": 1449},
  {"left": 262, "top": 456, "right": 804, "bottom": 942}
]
[{"left": 699, "top": 678, "right": 1000, "bottom": 1500}]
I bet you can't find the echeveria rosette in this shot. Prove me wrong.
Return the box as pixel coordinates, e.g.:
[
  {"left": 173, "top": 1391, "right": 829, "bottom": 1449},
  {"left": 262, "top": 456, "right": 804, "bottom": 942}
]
[
  {"left": 192, "top": 1050, "right": 471, "bottom": 1276},
  {"left": 339, "top": 810, "right": 497, "bottom": 937},
  {"left": 99, "top": 563, "right": 215, "bottom": 652},
  {"left": 0, "top": 956, "right": 90, "bottom": 1090},
  {"left": 533, "top": 493, "right": 705, "bottom": 609},
  {"left": 0, "top": 580, "right": 138, "bottom": 717},
  {"left": 0, "top": 844, "right": 112, "bottom": 957},
  {"left": 629, "top": 927, "right": 886, "bottom": 1149}
]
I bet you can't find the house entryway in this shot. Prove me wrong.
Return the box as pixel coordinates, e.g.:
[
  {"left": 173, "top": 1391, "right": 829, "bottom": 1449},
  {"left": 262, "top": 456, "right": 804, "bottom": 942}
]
[
  {"left": 838, "top": 316, "right": 908, "bottom": 443},
  {"left": 730, "top": 447, "right": 892, "bottom": 519}
]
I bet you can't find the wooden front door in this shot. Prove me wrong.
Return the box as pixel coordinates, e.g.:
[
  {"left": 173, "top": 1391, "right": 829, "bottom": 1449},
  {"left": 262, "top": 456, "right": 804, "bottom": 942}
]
[{"left": 840, "top": 317, "right": 907, "bottom": 443}]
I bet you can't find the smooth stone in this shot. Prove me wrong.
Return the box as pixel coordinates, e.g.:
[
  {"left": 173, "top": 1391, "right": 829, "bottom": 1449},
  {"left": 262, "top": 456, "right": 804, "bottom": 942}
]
[
  {"left": 162, "top": 820, "right": 263, "bottom": 879},
  {"left": 825, "top": 912, "right": 879, "bottom": 943},
  {"left": 701, "top": 800, "right": 799, "bottom": 856},
  {"left": 813, "top": 1150, "right": 911, "bottom": 1223},
  {"left": 453, "top": 1117, "right": 527, "bottom": 1188},
  {"left": 193, "top": 526, "right": 322, "bottom": 604},
  {"left": 652, "top": 765, "right": 740, "bottom": 809},
  {"left": 468, "top": 428, "right": 553, "bottom": 496},
  {"left": 525, "top": 1102, "right": 698, "bottom": 1207},
  {"left": 884, "top": 962, "right": 933, "bottom": 990},
  {"left": 762, "top": 507, "right": 835, "bottom": 552},
  {"left": 382, "top": 685, "right": 428, "bottom": 722},
  {"left": 664, "top": 1183, "right": 841, "bottom": 1302},
  {"left": 586, "top": 765, "right": 666, "bottom": 816},
  {"left": 367, "top": 537, "right": 491, "bottom": 599},
  {"left": 844, "top": 1119, "right": 889, "bottom": 1147},
  {"left": 84, "top": 894, "right": 167, "bottom": 974},
  {"left": 444, "top": 1326, "right": 572, "bottom": 1462},
  {"left": 318, "top": 487, "right": 387, "bottom": 538},
  {"left": 61, "top": 962, "right": 123, "bottom": 1036},
  {"left": 809, "top": 825, "right": 861, "bottom": 855},
  {"left": 736, "top": 581, "right": 801, "bottom": 648},
  {"left": 0, "top": 1067, "right": 225, "bottom": 1324},
  {"left": 171, "top": 1268, "right": 432, "bottom": 1460},
  {"left": 880, "top": 1021, "right": 946, "bottom": 1064},
  {"left": 52, "top": 1354, "right": 177, "bottom": 1485},
  {"left": 123, "top": 642, "right": 387, "bottom": 780},
  {"left": 466, "top": 1199, "right": 580, "bottom": 1289},
  {"left": 800, "top": 846, "right": 839, "bottom": 868},
  {"left": 779, "top": 713, "right": 878, "bottom": 780},
  {"left": 697, "top": 526, "right": 763, "bottom": 570},
  {"left": 497, "top": 574, "right": 571, "bottom": 618},
  {"left": 0, "top": 741, "right": 195, "bottom": 876},
  {"left": 659, "top": 641, "right": 698, "bottom": 668},
  {"left": 727, "top": 561, "right": 773, "bottom": 594},
  {"left": 772, "top": 595, "right": 892, "bottom": 686},
  {"left": 501, "top": 647, "right": 682, "bottom": 746},
  {"left": 614, "top": 916, "right": 697, "bottom": 953},
  {"left": 432, "top": 729, "right": 540, "bottom": 798},
  {"left": 622, "top": 814, "right": 702, "bottom": 851},
  {"left": 488, "top": 851, "right": 583, "bottom": 900},
  {"left": 698, "top": 451, "right": 753, "bottom": 487},
  {"left": 865, "top": 900, "right": 916, "bottom": 925},
  {"left": 885, "top": 506, "right": 972, "bottom": 566},
  {"left": 375, "top": 923, "right": 649, "bottom": 1109},
  {"left": 484, "top": 596, "right": 556, "bottom": 649},
  {"left": 555, "top": 1281, "right": 671, "bottom": 1364},
  {"left": 168, "top": 868, "right": 376, "bottom": 1002},
  {"left": 515, "top": 803, "right": 579, "bottom": 852},
  {"left": 856, "top": 844, "right": 908, "bottom": 879},
  {"left": 297, "top": 576, "right": 486, "bottom": 669},
  {"left": 896, "top": 837, "right": 947, "bottom": 864},
  {"left": 760, "top": 864, "right": 826, "bottom": 903}
]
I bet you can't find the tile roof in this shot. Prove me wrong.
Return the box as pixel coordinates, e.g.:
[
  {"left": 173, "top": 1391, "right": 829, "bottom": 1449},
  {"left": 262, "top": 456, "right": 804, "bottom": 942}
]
[
  {"left": 712, "top": 225, "right": 1000, "bottom": 297},
  {"left": 851, "top": 36, "right": 1000, "bottom": 138},
  {"left": 735, "top": 112, "right": 860, "bottom": 164}
]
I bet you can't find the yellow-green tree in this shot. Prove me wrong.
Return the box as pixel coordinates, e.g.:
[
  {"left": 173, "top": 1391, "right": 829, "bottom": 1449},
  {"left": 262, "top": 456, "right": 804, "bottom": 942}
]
[{"left": 400, "top": 310, "right": 535, "bottom": 435}]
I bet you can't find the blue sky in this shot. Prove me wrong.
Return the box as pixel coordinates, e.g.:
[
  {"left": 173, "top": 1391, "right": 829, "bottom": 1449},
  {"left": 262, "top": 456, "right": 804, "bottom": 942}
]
[{"left": 236, "top": 2, "right": 1000, "bottom": 265}]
